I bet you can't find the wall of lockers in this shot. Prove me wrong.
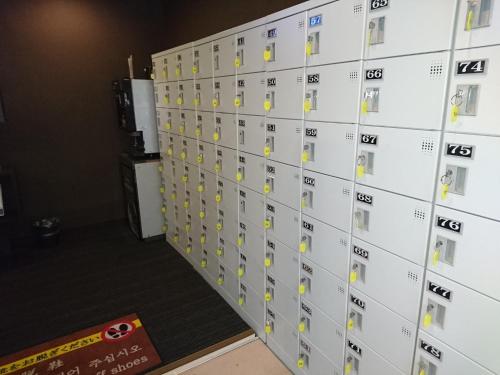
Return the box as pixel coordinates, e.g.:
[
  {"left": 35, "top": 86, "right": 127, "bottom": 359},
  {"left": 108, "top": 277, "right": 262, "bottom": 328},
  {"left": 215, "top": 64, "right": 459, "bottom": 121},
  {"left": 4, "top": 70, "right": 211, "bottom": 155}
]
[{"left": 152, "top": 0, "right": 500, "bottom": 374}]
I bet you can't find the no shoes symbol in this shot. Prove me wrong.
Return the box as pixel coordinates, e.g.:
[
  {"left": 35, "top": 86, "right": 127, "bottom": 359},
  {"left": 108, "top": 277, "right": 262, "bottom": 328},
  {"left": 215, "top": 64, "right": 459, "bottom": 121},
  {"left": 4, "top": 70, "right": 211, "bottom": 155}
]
[{"left": 101, "top": 321, "right": 137, "bottom": 342}]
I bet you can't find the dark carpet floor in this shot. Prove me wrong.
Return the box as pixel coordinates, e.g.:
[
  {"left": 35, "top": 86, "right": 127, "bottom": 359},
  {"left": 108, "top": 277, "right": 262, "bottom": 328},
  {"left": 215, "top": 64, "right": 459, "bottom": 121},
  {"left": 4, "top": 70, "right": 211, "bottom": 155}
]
[{"left": 0, "top": 220, "right": 249, "bottom": 366}]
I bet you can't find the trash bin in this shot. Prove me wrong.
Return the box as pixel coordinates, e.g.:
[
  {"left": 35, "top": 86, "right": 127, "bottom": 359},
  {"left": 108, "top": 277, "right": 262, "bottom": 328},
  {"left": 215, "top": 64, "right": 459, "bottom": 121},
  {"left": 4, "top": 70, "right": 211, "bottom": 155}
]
[{"left": 33, "top": 217, "right": 61, "bottom": 248}]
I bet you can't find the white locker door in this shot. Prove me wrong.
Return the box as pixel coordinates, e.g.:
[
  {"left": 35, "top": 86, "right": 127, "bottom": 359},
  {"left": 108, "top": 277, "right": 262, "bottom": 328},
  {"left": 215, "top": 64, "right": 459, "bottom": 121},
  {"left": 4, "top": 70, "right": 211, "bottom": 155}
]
[
  {"left": 345, "top": 335, "right": 405, "bottom": 375},
  {"left": 180, "top": 110, "right": 197, "bottom": 140},
  {"left": 361, "top": 53, "right": 449, "bottom": 130},
  {"left": 198, "top": 141, "right": 217, "bottom": 174},
  {"left": 178, "top": 81, "right": 195, "bottom": 111},
  {"left": 157, "top": 108, "right": 171, "bottom": 133},
  {"left": 238, "top": 152, "right": 266, "bottom": 193},
  {"left": 200, "top": 170, "right": 217, "bottom": 210},
  {"left": 217, "top": 146, "right": 238, "bottom": 182},
  {"left": 455, "top": 0, "right": 500, "bottom": 49},
  {"left": 436, "top": 133, "right": 500, "bottom": 221},
  {"left": 198, "top": 78, "right": 214, "bottom": 112},
  {"left": 363, "top": 0, "right": 456, "bottom": 59},
  {"left": 239, "top": 281, "right": 266, "bottom": 338},
  {"left": 238, "top": 115, "right": 266, "bottom": 156},
  {"left": 264, "top": 12, "right": 306, "bottom": 71},
  {"left": 266, "top": 118, "right": 302, "bottom": 167},
  {"left": 304, "top": 62, "right": 361, "bottom": 124},
  {"left": 178, "top": 47, "right": 194, "bottom": 81},
  {"left": 299, "top": 299, "right": 345, "bottom": 367},
  {"left": 299, "top": 258, "right": 347, "bottom": 325},
  {"left": 413, "top": 331, "right": 495, "bottom": 375},
  {"left": 169, "top": 109, "right": 182, "bottom": 136},
  {"left": 214, "top": 113, "right": 237, "bottom": 150},
  {"left": 192, "top": 42, "right": 212, "bottom": 79},
  {"left": 197, "top": 111, "right": 215, "bottom": 144},
  {"left": 151, "top": 55, "right": 165, "bottom": 82},
  {"left": 303, "top": 121, "right": 356, "bottom": 180},
  {"left": 266, "top": 161, "right": 301, "bottom": 210},
  {"left": 265, "top": 68, "right": 304, "bottom": 120},
  {"left": 217, "top": 238, "right": 239, "bottom": 271},
  {"left": 429, "top": 206, "right": 500, "bottom": 301},
  {"left": 166, "top": 82, "right": 179, "bottom": 110},
  {"left": 265, "top": 201, "right": 300, "bottom": 252},
  {"left": 166, "top": 52, "right": 178, "bottom": 82},
  {"left": 352, "top": 185, "right": 431, "bottom": 266},
  {"left": 213, "top": 75, "right": 235, "bottom": 114},
  {"left": 212, "top": 35, "right": 236, "bottom": 78},
  {"left": 350, "top": 237, "right": 424, "bottom": 323},
  {"left": 266, "top": 273, "right": 299, "bottom": 326},
  {"left": 155, "top": 83, "right": 167, "bottom": 108},
  {"left": 217, "top": 207, "right": 238, "bottom": 242},
  {"left": 218, "top": 176, "right": 238, "bottom": 213},
  {"left": 305, "top": 0, "right": 365, "bottom": 66},
  {"left": 356, "top": 126, "right": 440, "bottom": 201},
  {"left": 302, "top": 171, "right": 353, "bottom": 233},
  {"left": 420, "top": 272, "right": 500, "bottom": 374},
  {"left": 445, "top": 45, "right": 500, "bottom": 136},
  {"left": 168, "top": 134, "right": 181, "bottom": 159},
  {"left": 184, "top": 137, "right": 199, "bottom": 166},
  {"left": 298, "top": 335, "right": 342, "bottom": 375},
  {"left": 239, "top": 249, "right": 265, "bottom": 297},
  {"left": 236, "top": 73, "right": 266, "bottom": 116},
  {"left": 238, "top": 186, "right": 265, "bottom": 229},
  {"left": 238, "top": 218, "right": 265, "bottom": 266},
  {"left": 266, "top": 235, "right": 299, "bottom": 291},
  {"left": 266, "top": 308, "right": 299, "bottom": 372},
  {"left": 219, "top": 265, "right": 239, "bottom": 305},
  {"left": 301, "top": 214, "right": 349, "bottom": 281},
  {"left": 235, "top": 26, "right": 266, "bottom": 75},
  {"left": 348, "top": 289, "right": 416, "bottom": 374}
]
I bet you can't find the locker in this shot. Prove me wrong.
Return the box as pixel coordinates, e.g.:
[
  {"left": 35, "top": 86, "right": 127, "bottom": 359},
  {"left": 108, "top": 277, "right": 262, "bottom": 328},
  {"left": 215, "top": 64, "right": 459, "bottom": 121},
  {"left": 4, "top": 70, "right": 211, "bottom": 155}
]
[
  {"left": 176, "top": 47, "right": 194, "bottom": 81},
  {"left": 266, "top": 307, "right": 299, "bottom": 373},
  {"left": 199, "top": 170, "right": 218, "bottom": 210},
  {"left": 217, "top": 206, "right": 238, "bottom": 242},
  {"left": 347, "top": 289, "right": 416, "bottom": 374},
  {"left": 363, "top": 0, "right": 456, "bottom": 59},
  {"left": 239, "top": 281, "right": 266, "bottom": 338},
  {"left": 265, "top": 160, "right": 301, "bottom": 210},
  {"left": 266, "top": 235, "right": 299, "bottom": 290},
  {"left": 237, "top": 115, "right": 266, "bottom": 156},
  {"left": 238, "top": 186, "right": 265, "bottom": 229},
  {"left": 166, "top": 82, "right": 179, "bottom": 110},
  {"left": 356, "top": 126, "right": 441, "bottom": 201},
  {"left": 298, "top": 335, "right": 342, "bottom": 375},
  {"left": 217, "top": 236, "right": 239, "bottom": 272},
  {"left": 190, "top": 239, "right": 203, "bottom": 268},
  {"left": 265, "top": 200, "right": 300, "bottom": 251},
  {"left": 266, "top": 273, "right": 299, "bottom": 327},
  {"left": 455, "top": 0, "right": 500, "bottom": 49},
  {"left": 265, "top": 118, "right": 302, "bottom": 167},
  {"left": 196, "top": 111, "right": 215, "bottom": 144},
  {"left": 157, "top": 108, "right": 175, "bottom": 134},
  {"left": 299, "top": 258, "right": 347, "bottom": 325},
  {"left": 235, "top": 26, "right": 266, "bottom": 74},
  {"left": 420, "top": 272, "right": 500, "bottom": 374},
  {"left": 170, "top": 134, "right": 183, "bottom": 158},
  {"left": 299, "top": 298, "right": 345, "bottom": 367},
  {"left": 345, "top": 334, "right": 405, "bottom": 375},
  {"left": 413, "top": 331, "right": 495, "bottom": 375},
  {"left": 301, "top": 171, "right": 353, "bottom": 233},
  {"left": 236, "top": 72, "right": 266, "bottom": 116},
  {"left": 303, "top": 121, "right": 356, "bottom": 181},
  {"left": 216, "top": 146, "right": 238, "bottom": 182},
  {"left": 192, "top": 41, "right": 212, "bottom": 79},
  {"left": 214, "top": 113, "right": 237, "bottom": 150},
  {"left": 436, "top": 133, "right": 500, "bottom": 221},
  {"left": 445, "top": 45, "right": 500, "bottom": 136},
  {"left": 201, "top": 250, "right": 219, "bottom": 283},
  {"left": 264, "top": 12, "right": 306, "bottom": 71},
  {"left": 197, "top": 78, "right": 214, "bottom": 112},
  {"left": 168, "top": 109, "right": 182, "bottom": 136},
  {"left": 237, "top": 151, "right": 266, "bottom": 193},
  {"left": 219, "top": 266, "right": 240, "bottom": 306},
  {"left": 238, "top": 218, "right": 265, "bottom": 266},
  {"left": 352, "top": 185, "right": 432, "bottom": 265},
  {"left": 217, "top": 176, "right": 238, "bottom": 212},
  {"left": 186, "top": 192, "right": 201, "bottom": 224},
  {"left": 154, "top": 83, "right": 166, "bottom": 108},
  {"left": 305, "top": 0, "right": 365, "bottom": 66},
  {"left": 264, "top": 68, "right": 304, "bottom": 120},
  {"left": 300, "top": 214, "right": 350, "bottom": 281},
  {"left": 213, "top": 75, "right": 236, "bottom": 114},
  {"left": 151, "top": 55, "right": 166, "bottom": 82},
  {"left": 239, "top": 248, "right": 265, "bottom": 297},
  {"left": 179, "top": 110, "right": 197, "bottom": 139},
  {"left": 158, "top": 132, "right": 171, "bottom": 154},
  {"left": 350, "top": 237, "right": 424, "bottom": 323},
  {"left": 197, "top": 141, "right": 217, "bottom": 173},
  {"left": 165, "top": 52, "right": 178, "bottom": 82},
  {"left": 177, "top": 81, "right": 195, "bottom": 111},
  {"left": 360, "top": 53, "right": 450, "bottom": 130},
  {"left": 429, "top": 205, "right": 500, "bottom": 301},
  {"left": 212, "top": 35, "right": 236, "bottom": 78},
  {"left": 177, "top": 137, "right": 198, "bottom": 165},
  {"left": 183, "top": 161, "right": 199, "bottom": 193},
  {"left": 304, "top": 62, "right": 361, "bottom": 124}
]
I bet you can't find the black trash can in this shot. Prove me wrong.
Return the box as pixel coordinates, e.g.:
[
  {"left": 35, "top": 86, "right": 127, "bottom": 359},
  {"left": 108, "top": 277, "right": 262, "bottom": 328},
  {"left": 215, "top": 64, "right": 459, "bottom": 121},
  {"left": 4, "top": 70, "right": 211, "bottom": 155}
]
[{"left": 33, "top": 217, "right": 61, "bottom": 248}]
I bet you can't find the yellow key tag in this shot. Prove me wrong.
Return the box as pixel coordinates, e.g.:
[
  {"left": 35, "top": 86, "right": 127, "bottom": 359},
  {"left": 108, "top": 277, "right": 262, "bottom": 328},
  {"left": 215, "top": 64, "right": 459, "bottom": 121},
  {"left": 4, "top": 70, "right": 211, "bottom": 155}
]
[
  {"left": 216, "top": 247, "right": 223, "bottom": 257},
  {"left": 197, "top": 183, "right": 204, "bottom": 192},
  {"left": 237, "top": 236, "right": 244, "bottom": 247},
  {"left": 170, "top": 193, "right": 176, "bottom": 201},
  {"left": 197, "top": 154, "right": 203, "bottom": 164},
  {"left": 238, "top": 267, "right": 244, "bottom": 277},
  {"left": 263, "top": 184, "right": 270, "bottom": 194},
  {"left": 301, "top": 197, "right": 306, "bottom": 209},
  {"left": 182, "top": 174, "right": 188, "bottom": 183},
  {"left": 419, "top": 369, "right": 426, "bottom": 375},
  {"left": 298, "top": 321, "right": 305, "bottom": 333},
  {"left": 264, "top": 100, "right": 271, "bottom": 112},
  {"left": 167, "top": 147, "right": 173, "bottom": 156},
  {"left": 176, "top": 97, "right": 183, "bottom": 105},
  {"left": 158, "top": 165, "right": 164, "bottom": 172},
  {"left": 162, "top": 225, "right": 167, "bottom": 233},
  {"left": 160, "top": 187, "right": 165, "bottom": 193},
  {"left": 180, "top": 151, "right": 186, "bottom": 160},
  {"left": 185, "top": 224, "right": 191, "bottom": 233},
  {"left": 164, "top": 122, "right": 171, "bottom": 130},
  {"left": 345, "top": 363, "right": 352, "bottom": 375},
  {"left": 199, "top": 211, "right": 205, "bottom": 219},
  {"left": 173, "top": 235, "right": 179, "bottom": 243},
  {"left": 192, "top": 65, "right": 198, "bottom": 74},
  {"left": 213, "top": 132, "right": 220, "bottom": 141},
  {"left": 150, "top": 72, "right": 155, "bottom": 80},
  {"left": 423, "top": 312, "right": 432, "bottom": 328},
  {"left": 200, "top": 259, "right": 207, "bottom": 268},
  {"left": 217, "top": 277, "right": 224, "bottom": 286},
  {"left": 263, "top": 49, "right": 271, "bottom": 62},
  {"left": 432, "top": 249, "right": 440, "bottom": 266},
  {"left": 265, "top": 292, "right": 272, "bottom": 302},
  {"left": 163, "top": 95, "right": 169, "bottom": 105},
  {"left": 161, "top": 206, "right": 166, "bottom": 214},
  {"left": 304, "top": 99, "right": 312, "bottom": 113},
  {"left": 356, "top": 164, "right": 365, "bottom": 178},
  {"left": 214, "top": 163, "right": 221, "bottom": 173},
  {"left": 350, "top": 271, "right": 358, "bottom": 284},
  {"left": 263, "top": 219, "right": 271, "bottom": 229},
  {"left": 183, "top": 200, "right": 189, "bottom": 209},
  {"left": 212, "top": 98, "right": 219, "bottom": 108},
  {"left": 175, "top": 67, "right": 180, "bottom": 77},
  {"left": 215, "top": 194, "right": 222, "bottom": 203},
  {"left": 234, "top": 57, "right": 241, "bottom": 68},
  {"left": 264, "top": 257, "right": 272, "bottom": 268},
  {"left": 179, "top": 125, "right": 185, "bottom": 135},
  {"left": 216, "top": 222, "right": 223, "bottom": 232},
  {"left": 298, "top": 284, "right": 306, "bottom": 295},
  {"left": 441, "top": 183, "right": 449, "bottom": 200},
  {"left": 347, "top": 318, "right": 354, "bottom": 330},
  {"left": 299, "top": 242, "right": 307, "bottom": 253},
  {"left": 193, "top": 98, "right": 200, "bottom": 106},
  {"left": 263, "top": 146, "right": 271, "bottom": 157},
  {"left": 297, "top": 359, "right": 304, "bottom": 369},
  {"left": 238, "top": 296, "right": 245, "bottom": 306},
  {"left": 264, "top": 323, "right": 272, "bottom": 334},
  {"left": 466, "top": 10, "right": 474, "bottom": 31},
  {"left": 305, "top": 41, "right": 312, "bottom": 57},
  {"left": 361, "top": 100, "right": 368, "bottom": 114},
  {"left": 451, "top": 104, "right": 459, "bottom": 123},
  {"left": 162, "top": 69, "right": 167, "bottom": 79},
  {"left": 234, "top": 97, "right": 241, "bottom": 107},
  {"left": 236, "top": 172, "right": 243, "bottom": 182},
  {"left": 301, "top": 151, "right": 309, "bottom": 163},
  {"left": 195, "top": 127, "right": 201, "bottom": 137},
  {"left": 200, "top": 235, "right": 206, "bottom": 244}
]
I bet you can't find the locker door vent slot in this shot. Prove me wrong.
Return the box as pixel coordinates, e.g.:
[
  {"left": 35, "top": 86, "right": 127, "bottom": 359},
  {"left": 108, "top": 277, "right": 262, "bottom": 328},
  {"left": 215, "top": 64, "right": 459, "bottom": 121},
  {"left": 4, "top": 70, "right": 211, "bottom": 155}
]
[
  {"left": 340, "top": 238, "right": 348, "bottom": 247},
  {"left": 401, "top": 326, "right": 412, "bottom": 339},
  {"left": 296, "top": 127, "right": 302, "bottom": 133},
  {"left": 429, "top": 61, "right": 444, "bottom": 79},
  {"left": 421, "top": 138, "right": 435, "bottom": 154},
  {"left": 346, "top": 132, "right": 355, "bottom": 141},
  {"left": 335, "top": 329, "right": 344, "bottom": 338},
  {"left": 338, "top": 285, "right": 345, "bottom": 294},
  {"left": 407, "top": 271, "right": 419, "bottom": 283},
  {"left": 298, "top": 20, "right": 305, "bottom": 29},
  {"left": 343, "top": 188, "right": 351, "bottom": 196},
  {"left": 353, "top": 4, "right": 363, "bottom": 14},
  {"left": 349, "top": 71, "right": 359, "bottom": 80},
  {"left": 414, "top": 209, "right": 426, "bottom": 221},
  {"left": 297, "top": 76, "right": 303, "bottom": 83}
]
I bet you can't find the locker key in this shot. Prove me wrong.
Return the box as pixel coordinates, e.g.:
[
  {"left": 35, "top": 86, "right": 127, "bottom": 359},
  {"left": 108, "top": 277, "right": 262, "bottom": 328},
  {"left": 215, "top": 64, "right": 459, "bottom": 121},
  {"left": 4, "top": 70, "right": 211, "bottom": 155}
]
[
  {"left": 158, "top": 165, "right": 164, "bottom": 172},
  {"left": 263, "top": 183, "right": 271, "bottom": 194},
  {"left": 193, "top": 97, "right": 200, "bottom": 106},
  {"left": 176, "top": 95, "right": 183, "bottom": 106},
  {"left": 181, "top": 174, "right": 188, "bottom": 183},
  {"left": 451, "top": 104, "right": 460, "bottom": 123},
  {"left": 184, "top": 223, "right": 191, "bottom": 233},
  {"left": 173, "top": 234, "right": 179, "bottom": 243},
  {"left": 161, "top": 67, "right": 167, "bottom": 79},
  {"left": 297, "top": 356, "right": 305, "bottom": 369},
  {"left": 161, "top": 206, "right": 166, "bottom": 214},
  {"left": 299, "top": 241, "right": 308, "bottom": 254},
  {"left": 166, "top": 146, "right": 173, "bottom": 157},
  {"left": 350, "top": 264, "right": 358, "bottom": 284},
  {"left": 197, "top": 183, "right": 204, "bottom": 193},
  {"left": 263, "top": 146, "right": 271, "bottom": 157},
  {"left": 264, "top": 253, "right": 273, "bottom": 268},
  {"left": 185, "top": 245, "right": 192, "bottom": 254},
  {"left": 304, "top": 98, "right": 312, "bottom": 113},
  {"left": 199, "top": 210, "right": 205, "bottom": 219},
  {"left": 215, "top": 191, "right": 222, "bottom": 203},
  {"left": 356, "top": 155, "right": 366, "bottom": 178},
  {"left": 345, "top": 356, "right": 353, "bottom": 375},
  {"left": 179, "top": 123, "right": 185, "bottom": 135},
  {"left": 466, "top": 9, "right": 474, "bottom": 31},
  {"left": 264, "top": 321, "right": 273, "bottom": 334},
  {"left": 305, "top": 40, "right": 312, "bottom": 57},
  {"left": 237, "top": 234, "right": 245, "bottom": 247},
  {"left": 234, "top": 57, "right": 241, "bottom": 68},
  {"left": 164, "top": 121, "right": 172, "bottom": 130},
  {"left": 192, "top": 65, "right": 198, "bottom": 74},
  {"left": 263, "top": 218, "right": 272, "bottom": 229},
  {"left": 163, "top": 94, "right": 169, "bottom": 105},
  {"left": 214, "top": 161, "right": 222, "bottom": 173},
  {"left": 298, "top": 277, "right": 308, "bottom": 295},
  {"left": 238, "top": 265, "right": 245, "bottom": 277},
  {"left": 180, "top": 149, "right": 187, "bottom": 161},
  {"left": 216, "top": 246, "right": 224, "bottom": 256},
  {"left": 238, "top": 294, "right": 245, "bottom": 306},
  {"left": 213, "top": 131, "right": 220, "bottom": 142},
  {"left": 234, "top": 96, "right": 241, "bottom": 107},
  {"left": 347, "top": 311, "right": 356, "bottom": 330},
  {"left": 212, "top": 97, "right": 219, "bottom": 108},
  {"left": 195, "top": 125, "right": 202, "bottom": 137},
  {"left": 433, "top": 240, "right": 443, "bottom": 266},
  {"left": 183, "top": 199, "right": 190, "bottom": 209},
  {"left": 264, "top": 99, "right": 272, "bottom": 112},
  {"left": 175, "top": 66, "right": 181, "bottom": 77},
  {"left": 196, "top": 154, "right": 204, "bottom": 164},
  {"left": 200, "top": 234, "right": 206, "bottom": 245},
  {"left": 200, "top": 259, "right": 207, "bottom": 268},
  {"left": 161, "top": 224, "right": 167, "bottom": 233},
  {"left": 160, "top": 186, "right": 165, "bottom": 193},
  {"left": 217, "top": 275, "right": 224, "bottom": 285},
  {"left": 236, "top": 168, "right": 244, "bottom": 182},
  {"left": 263, "top": 47, "right": 272, "bottom": 62},
  {"left": 423, "top": 304, "right": 434, "bottom": 328},
  {"left": 265, "top": 290, "right": 273, "bottom": 302},
  {"left": 216, "top": 221, "right": 223, "bottom": 232},
  {"left": 440, "top": 170, "right": 453, "bottom": 200},
  {"left": 170, "top": 192, "right": 176, "bottom": 201},
  {"left": 298, "top": 318, "right": 306, "bottom": 333}
]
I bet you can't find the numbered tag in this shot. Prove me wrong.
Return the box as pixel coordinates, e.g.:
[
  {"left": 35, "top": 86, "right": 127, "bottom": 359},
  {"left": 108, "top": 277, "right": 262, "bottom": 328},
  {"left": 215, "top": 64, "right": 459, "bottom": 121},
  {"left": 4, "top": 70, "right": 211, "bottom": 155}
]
[
  {"left": 264, "top": 146, "right": 271, "bottom": 157},
  {"left": 356, "top": 164, "right": 365, "bottom": 178},
  {"left": 305, "top": 41, "right": 312, "bottom": 57},
  {"left": 234, "top": 97, "right": 241, "bottom": 107},
  {"left": 301, "top": 150, "right": 309, "bottom": 163},
  {"left": 264, "top": 100, "right": 272, "bottom": 112},
  {"left": 349, "top": 270, "right": 358, "bottom": 283},
  {"left": 234, "top": 57, "right": 241, "bottom": 68},
  {"left": 441, "top": 183, "right": 449, "bottom": 200},
  {"left": 423, "top": 312, "right": 432, "bottom": 328},
  {"left": 304, "top": 99, "right": 312, "bottom": 113},
  {"left": 263, "top": 49, "right": 271, "bottom": 62},
  {"left": 451, "top": 104, "right": 459, "bottom": 122},
  {"left": 361, "top": 100, "right": 368, "bottom": 114}
]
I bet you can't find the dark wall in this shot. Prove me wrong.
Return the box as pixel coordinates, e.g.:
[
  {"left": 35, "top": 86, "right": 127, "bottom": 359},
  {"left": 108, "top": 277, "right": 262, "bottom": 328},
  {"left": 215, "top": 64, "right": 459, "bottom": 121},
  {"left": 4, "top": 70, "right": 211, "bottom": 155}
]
[{"left": 0, "top": 0, "right": 167, "bottom": 229}]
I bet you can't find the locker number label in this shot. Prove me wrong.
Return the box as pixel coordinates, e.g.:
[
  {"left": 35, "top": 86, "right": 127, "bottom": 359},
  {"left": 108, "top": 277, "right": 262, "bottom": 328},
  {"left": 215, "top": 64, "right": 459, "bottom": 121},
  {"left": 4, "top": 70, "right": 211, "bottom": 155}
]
[
  {"left": 456, "top": 59, "right": 486, "bottom": 75},
  {"left": 420, "top": 340, "right": 442, "bottom": 361},
  {"left": 267, "top": 240, "right": 275, "bottom": 250},
  {"left": 370, "top": 0, "right": 389, "bottom": 11},
  {"left": 307, "top": 74, "right": 320, "bottom": 84},
  {"left": 353, "top": 245, "right": 369, "bottom": 260},
  {"left": 446, "top": 143, "right": 474, "bottom": 159},
  {"left": 360, "top": 134, "right": 378, "bottom": 145},
  {"left": 267, "top": 308, "right": 275, "bottom": 319},
  {"left": 305, "top": 128, "right": 317, "bottom": 137},
  {"left": 436, "top": 216, "right": 462, "bottom": 234},
  {"left": 303, "top": 176, "right": 315, "bottom": 186},
  {"left": 267, "top": 28, "right": 277, "bottom": 39},
  {"left": 302, "top": 263, "right": 313, "bottom": 275},
  {"left": 350, "top": 295, "right": 366, "bottom": 310},
  {"left": 365, "top": 68, "right": 383, "bottom": 80},
  {"left": 267, "top": 123, "right": 276, "bottom": 132},
  {"left": 267, "top": 204, "right": 275, "bottom": 213},
  {"left": 302, "top": 221, "right": 314, "bottom": 232},
  {"left": 267, "top": 165, "right": 275, "bottom": 174},
  {"left": 267, "top": 78, "right": 276, "bottom": 87},
  {"left": 300, "top": 340, "right": 311, "bottom": 354},
  {"left": 428, "top": 281, "right": 452, "bottom": 301},
  {"left": 237, "top": 80, "right": 245, "bottom": 87},
  {"left": 301, "top": 302, "right": 312, "bottom": 316},
  {"left": 348, "top": 340, "right": 362, "bottom": 356},
  {"left": 356, "top": 192, "right": 373, "bottom": 205},
  {"left": 237, "top": 37, "right": 245, "bottom": 46}
]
